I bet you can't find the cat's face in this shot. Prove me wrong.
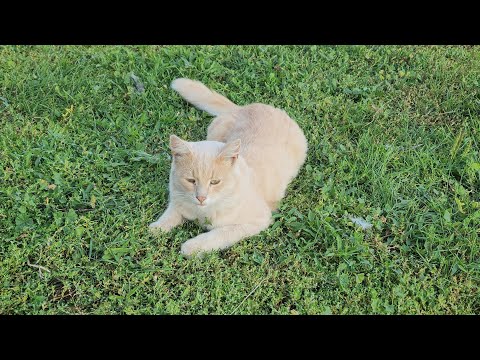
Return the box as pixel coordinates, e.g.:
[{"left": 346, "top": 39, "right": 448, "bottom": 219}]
[{"left": 169, "top": 135, "right": 241, "bottom": 208}]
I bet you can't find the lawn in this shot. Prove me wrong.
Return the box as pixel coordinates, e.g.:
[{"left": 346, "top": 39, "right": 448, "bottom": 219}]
[{"left": 1, "top": 45, "right": 479, "bottom": 314}]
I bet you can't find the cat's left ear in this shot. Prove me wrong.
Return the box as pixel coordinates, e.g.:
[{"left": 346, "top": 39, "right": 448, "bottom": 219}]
[
  {"left": 170, "top": 134, "right": 192, "bottom": 157},
  {"left": 218, "top": 139, "right": 241, "bottom": 165}
]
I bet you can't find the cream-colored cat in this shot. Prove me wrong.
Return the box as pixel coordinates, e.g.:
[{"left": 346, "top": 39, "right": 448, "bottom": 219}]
[{"left": 149, "top": 78, "right": 308, "bottom": 257}]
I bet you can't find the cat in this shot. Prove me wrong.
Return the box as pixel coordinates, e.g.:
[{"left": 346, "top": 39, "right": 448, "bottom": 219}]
[{"left": 149, "top": 78, "right": 308, "bottom": 258}]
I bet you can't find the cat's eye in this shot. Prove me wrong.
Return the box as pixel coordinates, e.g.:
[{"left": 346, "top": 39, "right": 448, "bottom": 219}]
[
  {"left": 210, "top": 180, "right": 220, "bottom": 185},
  {"left": 186, "top": 178, "right": 196, "bottom": 184}
]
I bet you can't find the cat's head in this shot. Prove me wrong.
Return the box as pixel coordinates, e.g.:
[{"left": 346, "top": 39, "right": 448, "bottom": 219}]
[{"left": 168, "top": 135, "right": 241, "bottom": 207}]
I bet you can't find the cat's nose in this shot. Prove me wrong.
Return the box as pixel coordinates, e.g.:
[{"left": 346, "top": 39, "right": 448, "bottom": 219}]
[{"left": 196, "top": 196, "right": 207, "bottom": 204}]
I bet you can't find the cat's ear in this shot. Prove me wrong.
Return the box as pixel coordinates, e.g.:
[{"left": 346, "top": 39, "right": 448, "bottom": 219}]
[
  {"left": 170, "top": 135, "right": 192, "bottom": 157},
  {"left": 218, "top": 139, "right": 241, "bottom": 165}
]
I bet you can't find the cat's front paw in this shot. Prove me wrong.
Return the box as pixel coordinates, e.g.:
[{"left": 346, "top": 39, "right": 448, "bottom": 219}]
[
  {"left": 180, "top": 238, "right": 208, "bottom": 258},
  {"left": 148, "top": 220, "right": 172, "bottom": 234}
]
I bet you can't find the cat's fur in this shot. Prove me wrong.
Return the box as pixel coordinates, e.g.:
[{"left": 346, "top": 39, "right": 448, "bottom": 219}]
[{"left": 149, "top": 78, "right": 308, "bottom": 257}]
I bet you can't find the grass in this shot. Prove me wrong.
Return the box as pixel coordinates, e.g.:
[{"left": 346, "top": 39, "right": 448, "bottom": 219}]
[{"left": 0, "top": 45, "right": 479, "bottom": 314}]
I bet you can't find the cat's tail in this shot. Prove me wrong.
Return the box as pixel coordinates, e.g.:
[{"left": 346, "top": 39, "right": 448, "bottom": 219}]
[{"left": 171, "top": 78, "right": 239, "bottom": 116}]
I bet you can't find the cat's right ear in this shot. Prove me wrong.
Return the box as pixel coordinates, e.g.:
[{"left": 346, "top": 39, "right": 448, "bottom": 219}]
[
  {"left": 218, "top": 139, "right": 241, "bottom": 165},
  {"left": 170, "top": 135, "right": 191, "bottom": 157}
]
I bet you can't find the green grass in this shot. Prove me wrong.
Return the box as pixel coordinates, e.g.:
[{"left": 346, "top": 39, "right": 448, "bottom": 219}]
[{"left": 1, "top": 45, "right": 479, "bottom": 314}]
